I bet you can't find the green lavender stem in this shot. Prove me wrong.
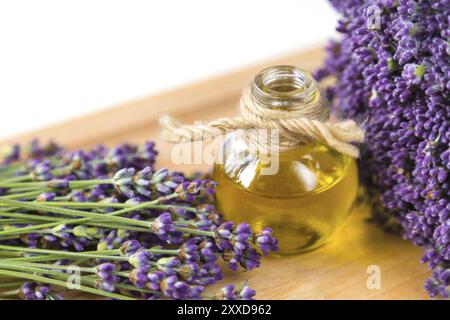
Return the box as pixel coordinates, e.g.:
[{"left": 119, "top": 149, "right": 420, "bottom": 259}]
[
  {"left": 0, "top": 245, "right": 180, "bottom": 261},
  {"left": 0, "top": 251, "right": 23, "bottom": 258},
  {"left": 176, "top": 226, "right": 215, "bottom": 237},
  {"left": 0, "top": 245, "right": 128, "bottom": 261},
  {"left": 0, "top": 255, "right": 68, "bottom": 263},
  {"left": 0, "top": 194, "right": 185, "bottom": 237},
  {"left": 0, "top": 198, "right": 211, "bottom": 239},
  {"left": 0, "top": 212, "right": 152, "bottom": 233},
  {"left": 0, "top": 198, "right": 154, "bottom": 233},
  {"left": 20, "top": 201, "right": 196, "bottom": 212},
  {"left": 0, "top": 212, "right": 67, "bottom": 222},
  {"left": 0, "top": 262, "right": 75, "bottom": 278},
  {"left": 0, "top": 190, "right": 47, "bottom": 200},
  {"left": 0, "top": 281, "right": 24, "bottom": 289},
  {"left": 0, "top": 269, "right": 134, "bottom": 300},
  {"left": 0, "top": 259, "right": 162, "bottom": 298},
  {"left": 0, "top": 179, "right": 112, "bottom": 189},
  {"left": 2, "top": 187, "right": 52, "bottom": 195},
  {"left": 1, "top": 249, "right": 119, "bottom": 264},
  {"left": 0, "top": 176, "right": 32, "bottom": 184},
  {"left": 0, "top": 260, "right": 158, "bottom": 296},
  {"left": 0, "top": 219, "right": 40, "bottom": 225},
  {"left": 0, "top": 260, "right": 97, "bottom": 274}
]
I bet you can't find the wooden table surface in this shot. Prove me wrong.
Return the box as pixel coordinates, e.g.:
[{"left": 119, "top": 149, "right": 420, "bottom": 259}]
[{"left": 0, "top": 47, "right": 430, "bottom": 299}]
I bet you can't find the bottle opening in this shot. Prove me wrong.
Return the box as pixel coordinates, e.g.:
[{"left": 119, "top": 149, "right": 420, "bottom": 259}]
[
  {"left": 251, "top": 65, "right": 319, "bottom": 110},
  {"left": 262, "top": 67, "right": 306, "bottom": 92}
]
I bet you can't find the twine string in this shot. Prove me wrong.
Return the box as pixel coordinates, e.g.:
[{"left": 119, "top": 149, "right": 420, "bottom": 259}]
[{"left": 159, "top": 86, "right": 364, "bottom": 158}]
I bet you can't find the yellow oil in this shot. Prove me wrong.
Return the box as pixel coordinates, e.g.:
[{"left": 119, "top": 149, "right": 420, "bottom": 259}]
[{"left": 213, "top": 142, "right": 358, "bottom": 254}]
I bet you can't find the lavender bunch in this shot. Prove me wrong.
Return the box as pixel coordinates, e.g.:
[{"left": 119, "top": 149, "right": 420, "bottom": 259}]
[
  {"left": 0, "top": 141, "right": 278, "bottom": 300},
  {"left": 317, "top": 0, "right": 449, "bottom": 297}
]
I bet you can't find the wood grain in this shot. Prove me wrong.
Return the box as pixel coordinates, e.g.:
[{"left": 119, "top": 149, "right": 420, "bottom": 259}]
[{"left": 0, "top": 47, "right": 431, "bottom": 299}]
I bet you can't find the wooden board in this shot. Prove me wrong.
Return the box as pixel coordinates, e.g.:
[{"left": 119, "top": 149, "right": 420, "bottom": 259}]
[{"left": 0, "top": 47, "right": 431, "bottom": 299}]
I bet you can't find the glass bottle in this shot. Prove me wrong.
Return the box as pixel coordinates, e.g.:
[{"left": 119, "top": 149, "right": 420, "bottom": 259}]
[{"left": 213, "top": 65, "right": 359, "bottom": 254}]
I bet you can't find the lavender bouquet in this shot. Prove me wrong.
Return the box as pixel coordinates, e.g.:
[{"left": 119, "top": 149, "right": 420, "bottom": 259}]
[
  {"left": 0, "top": 140, "right": 278, "bottom": 300},
  {"left": 317, "top": 0, "right": 449, "bottom": 297}
]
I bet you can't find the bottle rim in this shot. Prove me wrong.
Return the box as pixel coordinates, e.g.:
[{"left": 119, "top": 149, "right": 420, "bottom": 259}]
[{"left": 251, "top": 65, "right": 319, "bottom": 110}]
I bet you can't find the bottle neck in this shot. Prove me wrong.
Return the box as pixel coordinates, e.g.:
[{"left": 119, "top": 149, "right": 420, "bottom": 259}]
[{"left": 250, "top": 65, "right": 322, "bottom": 113}]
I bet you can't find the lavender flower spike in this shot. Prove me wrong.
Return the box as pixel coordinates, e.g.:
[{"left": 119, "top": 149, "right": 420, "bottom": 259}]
[
  {"left": 319, "top": 0, "right": 449, "bottom": 298},
  {"left": 255, "top": 227, "right": 279, "bottom": 255},
  {"left": 150, "top": 212, "right": 176, "bottom": 242}
]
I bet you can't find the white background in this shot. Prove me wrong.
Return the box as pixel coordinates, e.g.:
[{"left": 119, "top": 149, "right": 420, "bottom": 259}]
[{"left": 0, "top": 1, "right": 339, "bottom": 139}]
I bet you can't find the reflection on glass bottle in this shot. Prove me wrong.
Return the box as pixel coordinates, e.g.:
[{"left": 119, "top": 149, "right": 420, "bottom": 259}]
[{"left": 213, "top": 65, "right": 359, "bottom": 254}]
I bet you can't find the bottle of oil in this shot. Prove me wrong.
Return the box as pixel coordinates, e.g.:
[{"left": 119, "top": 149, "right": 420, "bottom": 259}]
[{"left": 213, "top": 65, "right": 358, "bottom": 254}]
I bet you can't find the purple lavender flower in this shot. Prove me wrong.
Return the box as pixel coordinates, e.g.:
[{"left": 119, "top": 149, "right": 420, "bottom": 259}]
[
  {"left": 50, "top": 224, "right": 71, "bottom": 240},
  {"left": 95, "top": 263, "right": 119, "bottom": 292},
  {"left": 31, "top": 161, "right": 53, "bottom": 181},
  {"left": 132, "top": 167, "right": 153, "bottom": 197},
  {"left": 20, "top": 233, "right": 40, "bottom": 248},
  {"left": 96, "top": 263, "right": 117, "bottom": 278},
  {"left": 45, "top": 179, "right": 69, "bottom": 189},
  {"left": 87, "top": 185, "right": 109, "bottom": 202},
  {"left": 104, "top": 142, "right": 157, "bottom": 173},
  {"left": 0, "top": 140, "right": 278, "bottom": 300},
  {"left": 113, "top": 167, "right": 184, "bottom": 199},
  {"left": 19, "top": 282, "right": 56, "bottom": 300},
  {"left": 213, "top": 222, "right": 277, "bottom": 270},
  {"left": 67, "top": 150, "right": 95, "bottom": 180},
  {"left": 113, "top": 168, "right": 136, "bottom": 198},
  {"left": 138, "top": 141, "right": 158, "bottom": 167},
  {"left": 96, "top": 280, "right": 116, "bottom": 293},
  {"left": 129, "top": 268, "right": 149, "bottom": 288},
  {"left": 195, "top": 261, "right": 223, "bottom": 286},
  {"left": 198, "top": 240, "right": 219, "bottom": 263},
  {"left": 319, "top": 0, "right": 449, "bottom": 298},
  {"left": 147, "top": 271, "right": 165, "bottom": 291},
  {"left": 19, "top": 282, "right": 37, "bottom": 300},
  {"left": 128, "top": 249, "right": 152, "bottom": 271},
  {"left": 156, "top": 257, "right": 180, "bottom": 275},
  {"left": 159, "top": 275, "right": 202, "bottom": 300},
  {"left": 178, "top": 238, "right": 200, "bottom": 262},
  {"left": 36, "top": 192, "right": 56, "bottom": 202},
  {"left": 177, "top": 262, "right": 200, "bottom": 282},
  {"left": 150, "top": 212, "right": 177, "bottom": 242},
  {"left": 67, "top": 191, "right": 87, "bottom": 203},
  {"left": 175, "top": 179, "right": 217, "bottom": 203},
  {"left": 255, "top": 227, "right": 279, "bottom": 255},
  {"left": 214, "top": 283, "right": 256, "bottom": 300},
  {"left": 195, "top": 204, "right": 223, "bottom": 229},
  {"left": 238, "top": 284, "right": 256, "bottom": 300},
  {"left": 27, "top": 140, "right": 62, "bottom": 159},
  {"left": 150, "top": 168, "right": 177, "bottom": 194},
  {"left": 34, "top": 285, "right": 52, "bottom": 300},
  {"left": 119, "top": 240, "right": 142, "bottom": 256},
  {"left": 402, "top": 63, "right": 426, "bottom": 85},
  {"left": 215, "top": 284, "right": 236, "bottom": 300},
  {"left": 214, "top": 222, "right": 234, "bottom": 251},
  {"left": 240, "top": 248, "right": 261, "bottom": 271},
  {"left": 425, "top": 268, "right": 450, "bottom": 299}
]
